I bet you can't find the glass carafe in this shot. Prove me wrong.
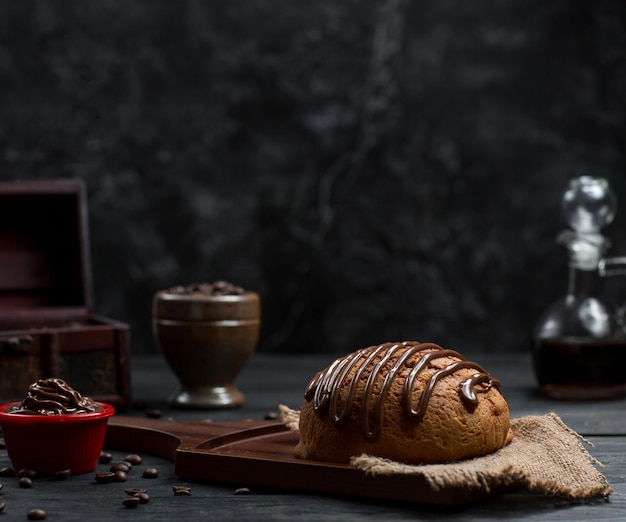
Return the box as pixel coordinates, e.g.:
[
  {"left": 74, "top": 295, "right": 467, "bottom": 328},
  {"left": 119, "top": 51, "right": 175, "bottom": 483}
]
[{"left": 532, "top": 176, "right": 626, "bottom": 400}]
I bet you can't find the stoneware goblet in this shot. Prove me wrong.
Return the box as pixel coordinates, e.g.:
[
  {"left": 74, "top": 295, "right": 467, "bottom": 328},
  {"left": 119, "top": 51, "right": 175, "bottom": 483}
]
[{"left": 152, "top": 284, "right": 261, "bottom": 409}]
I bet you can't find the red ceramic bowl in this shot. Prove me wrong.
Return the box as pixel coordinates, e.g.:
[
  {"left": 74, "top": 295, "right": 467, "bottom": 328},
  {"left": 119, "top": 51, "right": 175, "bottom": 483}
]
[{"left": 0, "top": 402, "right": 115, "bottom": 475}]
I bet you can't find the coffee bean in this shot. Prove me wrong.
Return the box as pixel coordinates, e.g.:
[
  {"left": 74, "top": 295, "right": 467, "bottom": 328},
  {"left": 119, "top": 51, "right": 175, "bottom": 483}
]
[
  {"left": 110, "top": 463, "right": 130, "bottom": 473},
  {"left": 94, "top": 471, "right": 115, "bottom": 483},
  {"left": 264, "top": 411, "right": 278, "bottom": 420},
  {"left": 172, "top": 485, "right": 192, "bottom": 496},
  {"left": 0, "top": 467, "right": 15, "bottom": 477},
  {"left": 142, "top": 467, "right": 158, "bottom": 478},
  {"left": 0, "top": 501, "right": 5, "bottom": 512},
  {"left": 52, "top": 469, "right": 71, "bottom": 480},
  {"left": 125, "top": 487, "right": 146, "bottom": 495},
  {"left": 19, "top": 477, "right": 33, "bottom": 488},
  {"left": 122, "top": 497, "right": 141, "bottom": 509},
  {"left": 27, "top": 509, "right": 46, "bottom": 520},
  {"left": 113, "top": 470, "right": 128, "bottom": 482},
  {"left": 145, "top": 409, "right": 163, "bottom": 419},
  {"left": 171, "top": 281, "right": 245, "bottom": 296},
  {"left": 234, "top": 487, "right": 251, "bottom": 495},
  {"left": 17, "top": 469, "right": 37, "bottom": 479},
  {"left": 124, "top": 454, "right": 143, "bottom": 465},
  {"left": 134, "top": 492, "right": 150, "bottom": 504},
  {"left": 99, "top": 452, "right": 113, "bottom": 464}
]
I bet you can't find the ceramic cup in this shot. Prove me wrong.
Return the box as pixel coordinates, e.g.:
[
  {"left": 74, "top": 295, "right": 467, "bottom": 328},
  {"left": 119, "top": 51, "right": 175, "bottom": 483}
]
[{"left": 152, "top": 288, "right": 261, "bottom": 409}]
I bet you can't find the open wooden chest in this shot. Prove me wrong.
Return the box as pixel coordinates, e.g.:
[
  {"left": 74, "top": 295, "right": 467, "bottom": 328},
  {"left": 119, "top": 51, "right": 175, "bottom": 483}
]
[{"left": 0, "top": 179, "right": 131, "bottom": 408}]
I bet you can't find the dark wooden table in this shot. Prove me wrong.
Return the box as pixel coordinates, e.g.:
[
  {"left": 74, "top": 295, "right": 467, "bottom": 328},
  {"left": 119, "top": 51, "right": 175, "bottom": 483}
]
[{"left": 1, "top": 352, "right": 625, "bottom": 521}]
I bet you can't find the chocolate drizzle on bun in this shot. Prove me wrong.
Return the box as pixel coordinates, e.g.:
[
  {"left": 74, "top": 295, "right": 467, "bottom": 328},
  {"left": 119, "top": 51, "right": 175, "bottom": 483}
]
[{"left": 305, "top": 342, "right": 500, "bottom": 442}]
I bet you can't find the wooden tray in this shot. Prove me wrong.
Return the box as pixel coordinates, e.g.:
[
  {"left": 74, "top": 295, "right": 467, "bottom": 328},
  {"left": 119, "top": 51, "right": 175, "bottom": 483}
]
[{"left": 105, "top": 416, "right": 511, "bottom": 506}]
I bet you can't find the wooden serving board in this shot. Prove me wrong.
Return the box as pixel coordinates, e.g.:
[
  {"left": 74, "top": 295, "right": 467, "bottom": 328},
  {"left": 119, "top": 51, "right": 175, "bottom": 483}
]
[{"left": 104, "top": 416, "right": 508, "bottom": 506}]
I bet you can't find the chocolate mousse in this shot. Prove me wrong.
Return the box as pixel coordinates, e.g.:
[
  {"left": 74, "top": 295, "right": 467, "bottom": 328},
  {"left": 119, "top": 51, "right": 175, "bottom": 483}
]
[{"left": 7, "top": 378, "right": 103, "bottom": 415}]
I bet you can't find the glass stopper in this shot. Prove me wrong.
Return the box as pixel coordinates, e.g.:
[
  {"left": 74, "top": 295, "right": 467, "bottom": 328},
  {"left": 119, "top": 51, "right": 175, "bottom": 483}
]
[{"left": 562, "top": 176, "right": 617, "bottom": 234}]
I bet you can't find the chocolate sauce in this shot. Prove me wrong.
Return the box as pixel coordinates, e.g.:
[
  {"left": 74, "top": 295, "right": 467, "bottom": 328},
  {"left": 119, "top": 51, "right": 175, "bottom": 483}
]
[
  {"left": 533, "top": 337, "right": 626, "bottom": 400},
  {"left": 304, "top": 341, "right": 500, "bottom": 441}
]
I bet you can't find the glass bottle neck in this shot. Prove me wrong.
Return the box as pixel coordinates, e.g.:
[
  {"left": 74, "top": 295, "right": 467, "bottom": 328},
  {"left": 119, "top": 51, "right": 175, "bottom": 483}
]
[{"left": 566, "top": 266, "right": 600, "bottom": 299}]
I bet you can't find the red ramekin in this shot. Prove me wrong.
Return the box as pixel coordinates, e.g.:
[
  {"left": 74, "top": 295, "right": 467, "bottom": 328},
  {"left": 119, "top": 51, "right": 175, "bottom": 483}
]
[{"left": 0, "top": 402, "right": 115, "bottom": 475}]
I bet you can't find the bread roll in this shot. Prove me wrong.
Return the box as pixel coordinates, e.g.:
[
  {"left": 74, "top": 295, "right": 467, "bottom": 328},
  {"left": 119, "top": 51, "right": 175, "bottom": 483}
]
[{"left": 294, "top": 341, "right": 513, "bottom": 464}]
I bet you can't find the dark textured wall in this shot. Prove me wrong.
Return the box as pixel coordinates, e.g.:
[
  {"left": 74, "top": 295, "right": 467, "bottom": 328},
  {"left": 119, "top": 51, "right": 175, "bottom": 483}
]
[{"left": 1, "top": 0, "right": 625, "bottom": 354}]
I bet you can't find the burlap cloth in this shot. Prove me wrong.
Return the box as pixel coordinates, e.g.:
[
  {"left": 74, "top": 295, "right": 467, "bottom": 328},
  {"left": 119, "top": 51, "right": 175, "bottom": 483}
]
[{"left": 279, "top": 406, "right": 612, "bottom": 500}]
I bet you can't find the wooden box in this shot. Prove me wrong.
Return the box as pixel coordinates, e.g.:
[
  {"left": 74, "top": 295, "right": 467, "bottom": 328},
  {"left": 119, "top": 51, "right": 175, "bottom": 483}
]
[{"left": 0, "top": 179, "right": 131, "bottom": 408}]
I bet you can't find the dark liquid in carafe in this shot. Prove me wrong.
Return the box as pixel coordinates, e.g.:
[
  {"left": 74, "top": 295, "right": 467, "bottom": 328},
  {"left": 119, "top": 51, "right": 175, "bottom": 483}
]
[{"left": 533, "top": 337, "right": 626, "bottom": 400}]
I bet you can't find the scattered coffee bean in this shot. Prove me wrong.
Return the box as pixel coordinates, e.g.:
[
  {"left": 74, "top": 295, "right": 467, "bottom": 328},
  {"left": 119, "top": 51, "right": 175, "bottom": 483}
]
[
  {"left": 110, "top": 463, "right": 130, "bottom": 473},
  {"left": 19, "top": 477, "right": 33, "bottom": 488},
  {"left": 0, "top": 501, "right": 4, "bottom": 512},
  {"left": 234, "top": 487, "right": 251, "bottom": 495},
  {"left": 124, "top": 454, "right": 143, "bottom": 465},
  {"left": 264, "top": 411, "right": 278, "bottom": 420},
  {"left": 0, "top": 437, "right": 5, "bottom": 448},
  {"left": 99, "top": 451, "right": 113, "bottom": 464},
  {"left": 125, "top": 487, "right": 147, "bottom": 495},
  {"left": 52, "top": 469, "right": 71, "bottom": 480},
  {"left": 134, "top": 492, "right": 150, "bottom": 504},
  {"left": 145, "top": 409, "right": 163, "bottom": 419},
  {"left": 142, "top": 467, "right": 158, "bottom": 478},
  {"left": 113, "top": 470, "right": 128, "bottom": 482},
  {"left": 27, "top": 509, "right": 46, "bottom": 520},
  {"left": 0, "top": 467, "right": 16, "bottom": 477},
  {"left": 17, "top": 469, "right": 37, "bottom": 479},
  {"left": 94, "top": 471, "right": 115, "bottom": 483},
  {"left": 173, "top": 485, "right": 192, "bottom": 496},
  {"left": 122, "top": 497, "right": 141, "bottom": 509}
]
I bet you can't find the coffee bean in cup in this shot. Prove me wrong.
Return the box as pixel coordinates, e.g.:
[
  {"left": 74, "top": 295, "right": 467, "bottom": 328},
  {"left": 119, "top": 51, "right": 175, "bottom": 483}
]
[{"left": 166, "top": 281, "right": 245, "bottom": 296}]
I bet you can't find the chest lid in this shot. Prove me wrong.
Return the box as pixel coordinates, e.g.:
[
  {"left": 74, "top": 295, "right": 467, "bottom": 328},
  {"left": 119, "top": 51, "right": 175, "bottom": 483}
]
[{"left": 0, "top": 178, "right": 94, "bottom": 321}]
